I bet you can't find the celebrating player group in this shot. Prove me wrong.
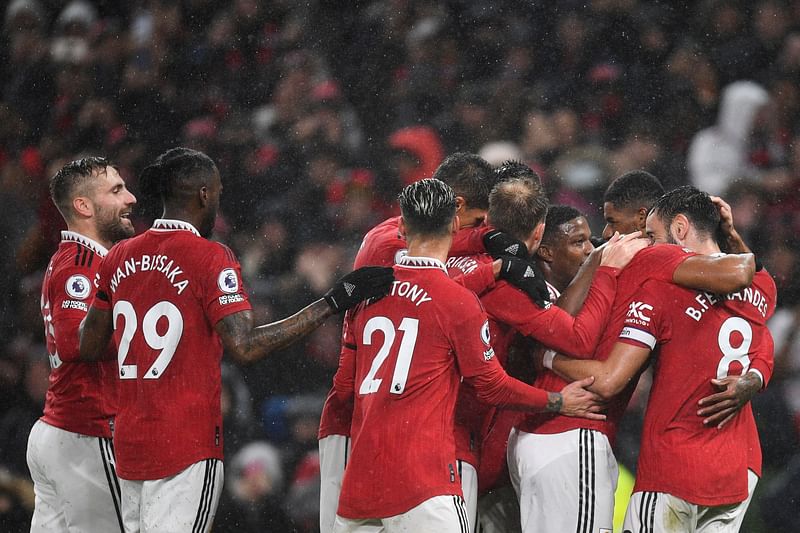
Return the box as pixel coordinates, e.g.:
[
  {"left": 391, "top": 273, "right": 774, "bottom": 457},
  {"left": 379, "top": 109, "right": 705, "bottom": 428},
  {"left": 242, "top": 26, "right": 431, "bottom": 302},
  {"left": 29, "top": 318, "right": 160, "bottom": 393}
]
[{"left": 29, "top": 148, "right": 773, "bottom": 533}]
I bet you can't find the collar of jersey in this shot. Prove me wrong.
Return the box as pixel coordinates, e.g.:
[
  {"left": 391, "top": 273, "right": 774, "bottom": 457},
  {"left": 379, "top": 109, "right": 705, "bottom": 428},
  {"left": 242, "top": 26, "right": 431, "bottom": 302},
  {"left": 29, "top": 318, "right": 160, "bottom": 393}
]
[
  {"left": 152, "top": 218, "right": 201, "bottom": 236},
  {"left": 397, "top": 255, "right": 447, "bottom": 273},
  {"left": 61, "top": 231, "right": 109, "bottom": 257}
]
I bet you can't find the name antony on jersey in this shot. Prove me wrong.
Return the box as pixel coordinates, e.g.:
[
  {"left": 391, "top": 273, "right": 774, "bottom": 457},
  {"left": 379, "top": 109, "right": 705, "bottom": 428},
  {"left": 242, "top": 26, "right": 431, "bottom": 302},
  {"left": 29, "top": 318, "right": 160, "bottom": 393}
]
[
  {"left": 109, "top": 255, "right": 189, "bottom": 295},
  {"left": 389, "top": 280, "right": 432, "bottom": 307},
  {"left": 685, "top": 286, "right": 770, "bottom": 321}
]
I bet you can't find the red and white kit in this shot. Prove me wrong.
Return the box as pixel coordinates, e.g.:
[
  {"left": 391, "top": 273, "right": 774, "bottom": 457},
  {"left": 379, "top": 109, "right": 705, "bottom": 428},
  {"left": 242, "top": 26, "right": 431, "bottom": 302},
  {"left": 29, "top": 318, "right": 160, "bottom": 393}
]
[{"left": 28, "top": 231, "right": 122, "bottom": 532}]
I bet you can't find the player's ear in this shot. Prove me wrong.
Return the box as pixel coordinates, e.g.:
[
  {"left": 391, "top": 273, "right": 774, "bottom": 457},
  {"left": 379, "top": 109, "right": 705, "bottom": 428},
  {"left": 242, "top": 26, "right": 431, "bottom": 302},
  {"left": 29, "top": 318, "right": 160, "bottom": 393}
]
[
  {"left": 199, "top": 185, "right": 209, "bottom": 207},
  {"left": 635, "top": 206, "right": 648, "bottom": 230},
  {"left": 455, "top": 196, "right": 466, "bottom": 215},
  {"left": 536, "top": 243, "right": 554, "bottom": 263},
  {"left": 530, "top": 222, "right": 545, "bottom": 249},
  {"left": 451, "top": 214, "right": 460, "bottom": 234},
  {"left": 398, "top": 217, "right": 407, "bottom": 238},
  {"left": 72, "top": 196, "right": 93, "bottom": 218},
  {"left": 671, "top": 214, "right": 690, "bottom": 240}
]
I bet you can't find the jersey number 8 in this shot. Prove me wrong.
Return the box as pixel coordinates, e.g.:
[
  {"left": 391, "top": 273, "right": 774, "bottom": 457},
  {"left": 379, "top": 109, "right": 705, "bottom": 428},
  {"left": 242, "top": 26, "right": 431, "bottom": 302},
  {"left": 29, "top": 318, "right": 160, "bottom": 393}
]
[
  {"left": 113, "top": 300, "right": 184, "bottom": 380},
  {"left": 716, "top": 316, "right": 752, "bottom": 379}
]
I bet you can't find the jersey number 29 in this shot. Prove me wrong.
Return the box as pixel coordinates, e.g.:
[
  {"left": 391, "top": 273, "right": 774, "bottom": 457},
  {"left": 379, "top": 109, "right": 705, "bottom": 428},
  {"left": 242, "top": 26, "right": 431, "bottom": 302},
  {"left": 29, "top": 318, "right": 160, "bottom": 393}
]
[{"left": 113, "top": 300, "right": 184, "bottom": 380}]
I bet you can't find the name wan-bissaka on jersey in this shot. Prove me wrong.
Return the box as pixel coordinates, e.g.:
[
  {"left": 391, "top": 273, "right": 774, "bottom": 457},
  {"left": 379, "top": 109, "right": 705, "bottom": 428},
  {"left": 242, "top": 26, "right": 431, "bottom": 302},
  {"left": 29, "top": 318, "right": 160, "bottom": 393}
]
[{"left": 109, "top": 254, "right": 189, "bottom": 295}]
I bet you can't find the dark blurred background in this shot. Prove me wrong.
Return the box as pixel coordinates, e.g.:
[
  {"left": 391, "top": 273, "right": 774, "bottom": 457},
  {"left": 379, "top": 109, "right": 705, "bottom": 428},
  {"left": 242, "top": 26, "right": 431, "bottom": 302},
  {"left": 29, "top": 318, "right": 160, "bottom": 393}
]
[{"left": 1, "top": 1, "right": 799, "bottom": 531}]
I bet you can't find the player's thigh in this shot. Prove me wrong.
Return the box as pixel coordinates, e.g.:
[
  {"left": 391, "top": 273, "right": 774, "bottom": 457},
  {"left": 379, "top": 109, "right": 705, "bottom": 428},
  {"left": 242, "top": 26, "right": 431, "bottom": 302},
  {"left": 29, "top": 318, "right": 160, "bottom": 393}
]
[
  {"left": 476, "top": 485, "right": 522, "bottom": 533},
  {"left": 459, "top": 460, "right": 478, "bottom": 533},
  {"left": 623, "top": 491, "right": 694, "bottom": 533},
  {"left": 320, "top": 434, "right": 350, "bottom": 533},
  {"left": 508, "top": 428, "right": 617, "bottom": 533},
  {"left": 27, "top": 420, "right": 123, "bottom": 533},
  {"left": 384, "top": 495, "right": 471, "bottom": 533},
  {"left": 332, "top": 515, "right": 385, "bottom": 533},
  {"left": 139, "top": 459, "right": 224, "bottom": 533},
  {"left": 695, "top": 470, "right": 759, "bottom": 533},
  {"left": 119, "top": 478, "right": 143, "bottom": 533}
]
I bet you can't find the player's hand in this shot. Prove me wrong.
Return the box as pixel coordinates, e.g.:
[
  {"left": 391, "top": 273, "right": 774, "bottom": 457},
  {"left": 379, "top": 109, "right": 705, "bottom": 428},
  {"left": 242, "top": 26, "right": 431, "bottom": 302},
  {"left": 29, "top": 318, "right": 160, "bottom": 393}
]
[
  {"left": 483, "top": 229, "right": 529, "bottom": 259},
  {"left": 324, "top": 266, "right": 395, "bottom": 313},
  {"left": 599, "top": 232, "right": 649, "bottom": 269},
  {"left": 499, "top": 256, "right": 550, "bottom": 308},
  {"left": 711, "top": 195, "right": 735, "bottom": 237},
  {"left": 555, "top": 376, "right": 607, "bottom": 420},
  {"left": 697, "top": 372, "right": 762, "bottom": 429}
]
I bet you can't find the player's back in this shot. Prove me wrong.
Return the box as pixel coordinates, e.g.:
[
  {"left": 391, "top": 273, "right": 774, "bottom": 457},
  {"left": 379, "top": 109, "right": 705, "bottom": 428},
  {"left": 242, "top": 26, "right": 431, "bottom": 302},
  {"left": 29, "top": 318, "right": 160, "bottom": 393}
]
[
  {"left": 632, "top": 270, "right": 776, "bottom": 506},
  {"left": 41, "top": 234, "right": 116, "bottom": 438},
  {"left": 337, "top": 256, "right": 491, "bottom": 518},
  {"left": 96, "top": 220, "right": 250, "bottom": 480}
]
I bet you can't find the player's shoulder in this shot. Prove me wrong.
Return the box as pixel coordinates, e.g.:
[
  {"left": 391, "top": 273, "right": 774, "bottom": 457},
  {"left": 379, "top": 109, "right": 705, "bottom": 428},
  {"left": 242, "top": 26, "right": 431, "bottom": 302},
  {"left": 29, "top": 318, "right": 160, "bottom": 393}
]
[
  {"left": 632, "top": 243, "right": 694, "bottom": 266},
  {"left": 355, "top": 216, "right": 405, "bottom": 268},
  {"left": 753, "top": 269, "right": 777, "bottom": 299}
]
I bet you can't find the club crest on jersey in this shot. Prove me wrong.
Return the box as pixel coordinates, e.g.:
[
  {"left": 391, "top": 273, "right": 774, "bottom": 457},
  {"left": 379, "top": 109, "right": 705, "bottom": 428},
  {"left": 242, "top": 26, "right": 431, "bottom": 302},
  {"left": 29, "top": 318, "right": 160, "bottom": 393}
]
[
  {"left": 480, "top": 321, "right": 495, "bottom": 360},
  {"left": 65, "top": 274, "right": 91, "bottom": 300},
  {"left": 218, "top": 269, "right": 239, "bottom": 294}
]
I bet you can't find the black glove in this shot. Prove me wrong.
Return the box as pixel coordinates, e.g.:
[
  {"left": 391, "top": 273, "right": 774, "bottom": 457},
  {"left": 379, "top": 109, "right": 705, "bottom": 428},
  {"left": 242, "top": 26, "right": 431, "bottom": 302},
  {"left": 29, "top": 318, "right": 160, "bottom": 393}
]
[
  {"left": 499, "top": 256, "right": 550, "bottom": 308},
  {"left": 324, "top": 266, "right": 395, "bottom": 313},
  {"left": 483, "top": 229, "right": 529, "bottom": 259}
]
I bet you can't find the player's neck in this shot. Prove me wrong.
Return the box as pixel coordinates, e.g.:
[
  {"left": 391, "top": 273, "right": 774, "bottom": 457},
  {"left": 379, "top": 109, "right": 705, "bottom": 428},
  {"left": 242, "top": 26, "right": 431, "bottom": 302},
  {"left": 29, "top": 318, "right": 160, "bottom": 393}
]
[
  {"left": 67, "top": 222, "right": 112, "bottom": 250},
  {"left": 161, "top": 209, "right": 203, "bottom": 234},
  {"left": 680, "top": 236, "right": 720, "bottom": 255},
  {"left": 405, "top": 235, "right": 451, "bottom": 265}
]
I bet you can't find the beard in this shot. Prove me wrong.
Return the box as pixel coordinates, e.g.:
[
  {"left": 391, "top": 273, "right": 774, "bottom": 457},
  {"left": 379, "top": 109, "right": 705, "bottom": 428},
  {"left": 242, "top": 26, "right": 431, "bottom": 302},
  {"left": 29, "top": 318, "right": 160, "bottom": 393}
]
[{"left": 96, "top": 205, "right": 135, "bottom": 243}]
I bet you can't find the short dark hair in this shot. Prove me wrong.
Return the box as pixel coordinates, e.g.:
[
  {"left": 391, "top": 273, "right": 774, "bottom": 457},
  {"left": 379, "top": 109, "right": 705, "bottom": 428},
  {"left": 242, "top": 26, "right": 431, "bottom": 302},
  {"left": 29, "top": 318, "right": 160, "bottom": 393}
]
[
  {"left": 431, "top": 152, "right": 494, "bottom": 210},
  {"left": 494, "top": 160, "right": 542, "bottom": 185},
  {"left": 50, "top": 157, "right": 111, "bottom": 219},
  {"left": 398, "top": 178, "right": 456, "bottom": 236},
  {"left": 488, "top": 178, "right": 549, "bottom": 242},
  {"left": 651, "top": 185, "right": 720, "bottom": 238},
  {"left": 542, "top": 205, "right": 584, "bottom": 245},
  {"left": 603, "top": 170, "right": 664, "bottom": 210},
  {"left": 139, "top": 147, "right": 217, "bottom": 205}
]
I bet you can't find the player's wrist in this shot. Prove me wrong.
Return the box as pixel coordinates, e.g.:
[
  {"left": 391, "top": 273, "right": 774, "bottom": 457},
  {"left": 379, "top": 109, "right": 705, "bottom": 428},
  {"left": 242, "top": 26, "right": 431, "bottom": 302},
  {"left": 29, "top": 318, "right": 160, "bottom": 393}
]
[{"left": 546, "top": 392, "right": 563, "bottom": 413}]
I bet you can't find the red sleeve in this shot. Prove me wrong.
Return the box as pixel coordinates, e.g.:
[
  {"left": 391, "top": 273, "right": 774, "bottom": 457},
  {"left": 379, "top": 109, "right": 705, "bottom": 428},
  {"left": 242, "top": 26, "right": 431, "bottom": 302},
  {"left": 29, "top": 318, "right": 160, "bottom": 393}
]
[
  {"left": 49, "top": 264, "right": 97, "bottom": 362},
  {"left": 749, "top": 270, "right": 778, "bottom": 389},
  {"left": 203, "top": 244, "right": 252, "bottom": 326},
  {"left": 625, "top": 244, "right": 695, "bottom": 283},
  {"left": 466, "top": 363, "right": 549, "bottom": 410},
  {"left": 451, "top": 261, "right": 496, "bottom": 295},
  {"left": 616, "top": 281, "right": 665, "bottom": 351},
  {"left": 333, "top": 309, "right": 357, "bottom": 398},
  {"left": 450, "top": 225, "right": 491, "bottom": 256},
  {"left": 484, "top": 267, "right": 618, "bottom": 358}
]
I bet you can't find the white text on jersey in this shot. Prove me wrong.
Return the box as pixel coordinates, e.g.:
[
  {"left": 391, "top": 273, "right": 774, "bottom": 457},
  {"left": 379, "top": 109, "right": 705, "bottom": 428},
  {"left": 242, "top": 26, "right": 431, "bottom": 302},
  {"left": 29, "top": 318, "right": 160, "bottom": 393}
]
[
  {"left": 110, "top": 255, "right": 189, "bottom": 295},
  {"left": 445, "top": 256, "right": 479, "bottom": 275},
  {"left": 390, "top": 280, "right": 432, "bottom": 306},
  {"left": 685, "top": 286, "right": 769, "bottom": 322}
]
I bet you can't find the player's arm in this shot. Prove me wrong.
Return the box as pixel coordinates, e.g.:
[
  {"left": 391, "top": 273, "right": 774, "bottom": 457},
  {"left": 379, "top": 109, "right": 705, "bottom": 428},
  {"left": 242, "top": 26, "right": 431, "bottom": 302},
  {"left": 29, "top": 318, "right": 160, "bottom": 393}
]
[
  {"left": 555, "top": 244, "right": 603, "bottom": 315},
  {"left": 672, "top": 254, "right": 754, "bottom": 294},
  {"left": 549, "top": 341, "right": 652, "bottom": 401},
  {"left": 217, "top": 266, "right": 394, "bottom": 364},
  {"left": 79, "top": 304, "right": 114, "bottom": 362},
  {"left": 332, "top": 310, "right": 357, "bottom": 398}
]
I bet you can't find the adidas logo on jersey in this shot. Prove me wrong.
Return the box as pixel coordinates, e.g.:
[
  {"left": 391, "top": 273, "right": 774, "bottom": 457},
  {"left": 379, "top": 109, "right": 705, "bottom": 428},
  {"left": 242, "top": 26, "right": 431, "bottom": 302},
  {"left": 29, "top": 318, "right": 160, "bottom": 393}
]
[
  {"left": 344, "top": 282, "right": 356, "bottom": 296},
  {"left": 505, "top": 243, "right": 520, "bottom": 256},
  {"left": 524, "top": 266, "right": 536, "bottom": 278}
]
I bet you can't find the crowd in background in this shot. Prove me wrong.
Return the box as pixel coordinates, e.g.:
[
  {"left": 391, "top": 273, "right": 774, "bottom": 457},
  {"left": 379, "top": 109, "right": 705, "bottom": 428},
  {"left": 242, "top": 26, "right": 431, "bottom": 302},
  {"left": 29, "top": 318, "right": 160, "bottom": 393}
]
[{"left": 1, "top": 0, "right": 799, "bottom": 531}]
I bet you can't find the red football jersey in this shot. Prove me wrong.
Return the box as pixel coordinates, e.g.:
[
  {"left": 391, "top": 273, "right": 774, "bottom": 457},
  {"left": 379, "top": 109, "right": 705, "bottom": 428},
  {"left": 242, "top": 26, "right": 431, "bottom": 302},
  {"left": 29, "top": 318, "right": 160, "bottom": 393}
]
[
  {"left": 519, "top": 244, "right": 696, "bottom": 440},
  {"left": 318, "top": 220, "right": 495, "bottom": 441},
  {"left": 619, "top": 269, "right": 776, "bottom": 505},
  {"left": 93, "top": 219, "right": 251, "bottom": 480},
  {"left": 447, "top": 252, "right": 619, "bottom": 468},
  {"left": 333, "top": 256, "right": 547, "bottom": 519},
  {"left": 40, "top": 231, "right": 116, "bottom": 438}
]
